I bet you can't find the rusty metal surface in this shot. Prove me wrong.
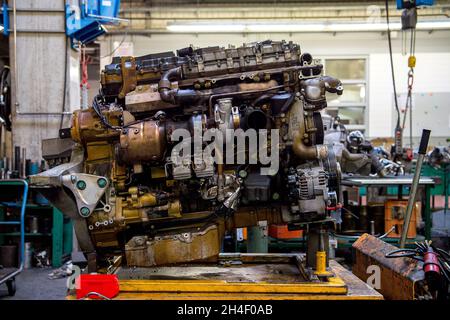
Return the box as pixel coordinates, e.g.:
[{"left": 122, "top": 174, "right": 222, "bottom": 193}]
[
  {"left": 125, "top": 224, "right": 220, "bottom": 266},
  {"left": 330, "top": 260, "right": 383, "bottom": 299},
  {"left": 118, "top": 253, "right": 309, "bottom": 282},
  {"left": 352, "top": 233, "right": 424, "bottom": 300},
  {"left": 119, "top": 120, "right": 166, "bottom": 163},
  {"left": 117, "top": 263, "right": 307, "bottom": 283},
  {"left": 67, "top": 258, "right": 382, "bottom": 300},
  {"left": 100, "top": 256, "right": 382, "bottom": 300},
  {"left": 66, "top": 254, "right": 383, "bottom": 300}
]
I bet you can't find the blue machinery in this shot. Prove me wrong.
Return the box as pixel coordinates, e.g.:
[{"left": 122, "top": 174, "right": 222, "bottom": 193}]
[
  {"left": 396, "top": 0, "right": 434, "bottom": 9},
  {"left": 0, "top": 1, "right": 9, "bottom": 36},
  {"left": 66, "top": 0, "right": 123, "bottom": 45},
  {"left": 0, "top": 1, "right": 122, "bottom": 42},
  {"left": 0, "top": 179, "right": 28, "bottom": 297}
]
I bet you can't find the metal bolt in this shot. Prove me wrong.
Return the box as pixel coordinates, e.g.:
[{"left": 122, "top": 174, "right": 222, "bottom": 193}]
[
  {"left": 97, "top": 178, "right": 107, "bottom": 188},
  {"left": 80, "top": 207, "right": 90, "bottom": 217},
  {"left": 76, "top": 180, "right": 86, "bottom": 190},
  {"left": 238, "top": 170, "right": 248, "bottom": 179}
]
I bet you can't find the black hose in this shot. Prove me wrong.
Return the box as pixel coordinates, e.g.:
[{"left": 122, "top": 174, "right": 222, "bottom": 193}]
[
  {"left": 385, "top": 0, "right": 401, "bottom": 129},
  {"left": 386, "top": 241, "right": 450, "bottom": 299},
  {"left": 0, "top": 66, "right": 11, "bottom": 130},
  {"left": 158, "top": 67, "right": 182, "bottom": 104},
  {"left": 92, "top": 95, "right": 122, "bottom": 130}
]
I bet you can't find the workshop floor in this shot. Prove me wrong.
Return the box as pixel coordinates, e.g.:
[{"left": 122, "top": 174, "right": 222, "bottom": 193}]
[{"left": 0, "top": 268, "right": 67, "bottom": 300}]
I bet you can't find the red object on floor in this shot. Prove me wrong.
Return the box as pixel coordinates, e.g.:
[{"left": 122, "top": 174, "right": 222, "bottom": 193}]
[
  {"left": 269, "top": 224, "right": 303, "bottom": 239},
  {"left": 76, "top": 274, "right": 120, "bottom": 300}
]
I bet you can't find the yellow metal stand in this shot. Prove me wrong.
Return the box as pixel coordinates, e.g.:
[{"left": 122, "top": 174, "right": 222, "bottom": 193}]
[
  {"left": 314, "top": 251, "right": 333, "bottom": 277},
  {"left": 119, "top": 276, "right": 346, "bottom": 295},
  {"left": 68, "top": 253, "right": 382, "bottom": 300}
]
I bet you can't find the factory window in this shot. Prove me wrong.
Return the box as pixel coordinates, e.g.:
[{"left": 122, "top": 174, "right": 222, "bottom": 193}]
[{"left": 322, "top": 58, "right": 368, "bottom": 132}]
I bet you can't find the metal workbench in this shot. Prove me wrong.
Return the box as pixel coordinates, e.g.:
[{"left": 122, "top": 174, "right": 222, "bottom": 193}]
[
  {"left": 68, "top": 253, "right": 382, "bottom": 300},
  {"left": 341, "top": 175, "right": 435, "bottom": 240}
]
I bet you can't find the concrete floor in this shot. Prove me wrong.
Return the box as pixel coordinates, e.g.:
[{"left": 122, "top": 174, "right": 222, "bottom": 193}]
[{"left": 0, "top": 268, "right": 67, "bottom": 300}]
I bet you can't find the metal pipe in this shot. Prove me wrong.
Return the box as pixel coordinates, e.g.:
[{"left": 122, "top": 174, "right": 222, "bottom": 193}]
[
  {"left": 14, "top": 145, "right": 20, "bottom": 172},
  {"left": 1, "top": 7, "right": 65, "bottom": 13},
  {"left": 119, "top": 12, "right": 450, "bottom": 20},
  {"left": 292, "top": 133, "right": 328, "bottom": 160},
  {"left": 291, "top": 104, "right": 329, "bottom": 161},
  {"left": 107, "top": 27, "right": 450, "bottom": 35},
  {"left": 21, "top": 147, "right": 25, "bottom": 178},
  {"left": 16, "top": 111, "right": 73, "bottom": 115},
  {"left": 119, "top": 3, "right": 449, "bottom": 13},
  {"left": 158, "top": 67, "right": 182, "bottom": 104},
  {"left": 399, "top": 129, "right": 431, "bottom": 248},
  {"left": 9, "top": 29, "right": 66, "bottom": 34}
]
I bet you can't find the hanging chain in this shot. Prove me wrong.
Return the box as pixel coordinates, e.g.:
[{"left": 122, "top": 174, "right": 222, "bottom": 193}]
[
  {"left": 80, "top": 45, "right": 91, "bottom": 109},
  {"left": 402, "top": 28, "right": 416, "bottom": 148}
]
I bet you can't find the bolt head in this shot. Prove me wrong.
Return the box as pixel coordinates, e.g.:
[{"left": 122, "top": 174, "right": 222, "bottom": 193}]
[
  {"left": 76, "top": 180, "right": 86, "bottom": 190},
  {"left": 97, "top": 178, "right": 107, "bottom": 188},
  {"left": 238, "top": 170, "right": 248, "bottom": 179},
  {"left": 80, "top": 207, "right": 90, "bottom": 217}
]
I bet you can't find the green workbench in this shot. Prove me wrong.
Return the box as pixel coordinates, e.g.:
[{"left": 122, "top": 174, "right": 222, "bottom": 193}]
[
  {"left": 420, "top": 163, "right": 449, "bottom": 212},
  {"left": 341, "top": 175, "right": 435, "bottom": 240},
  {"left": 0, "top": 203, "right": 72, "bottom": 268}
]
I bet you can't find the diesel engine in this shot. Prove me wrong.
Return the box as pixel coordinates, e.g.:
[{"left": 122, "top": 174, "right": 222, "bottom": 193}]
[{"left": 31, "top": 40, "right": 344, "bottom": 273}]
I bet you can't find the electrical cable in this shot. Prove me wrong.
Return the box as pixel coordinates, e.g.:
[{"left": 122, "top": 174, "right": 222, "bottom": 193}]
[
  {"left": 386, "top": 240, "right": 450, "bottom": 298},
  {"left": 100, "top": 29, "right": 129, "bottom": 59},
  {"left": 385, "top": 0, "right": 401, "bottom": 128},
  {"left": 92, "top": 93, "right": 157, "bottom": 131},
  {"left": 0, "top": 66, "right": 11, "bottom": 130}
]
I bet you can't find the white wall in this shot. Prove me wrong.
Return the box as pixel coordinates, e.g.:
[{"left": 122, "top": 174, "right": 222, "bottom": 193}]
[
  {"left": 99, "top": 30, "right": 450, "bottom": 140},
  {"left": 10, "top": 0, "right": 80, "bottom": 161},
  {"left": 369, "top": 52, "right": 450, "bottom": 139}
]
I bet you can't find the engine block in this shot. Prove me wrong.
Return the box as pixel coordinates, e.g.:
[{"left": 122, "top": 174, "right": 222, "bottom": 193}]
[{"left": 31, "top": 40, "right": 344, "bottom": 270}]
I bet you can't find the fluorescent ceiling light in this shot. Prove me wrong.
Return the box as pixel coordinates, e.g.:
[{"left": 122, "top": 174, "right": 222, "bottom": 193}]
[
  {"left": 416, "top": 21, "right": 450, "bottom": 30},
  {"left": 166, "top": 20, "right": 450, "bottom": 33},
  {"left": 167, "top": 23, "right": 245, "bottom": 32}
]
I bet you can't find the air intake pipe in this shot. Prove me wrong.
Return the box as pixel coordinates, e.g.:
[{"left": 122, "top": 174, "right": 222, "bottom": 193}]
[{"left": 291, "top": 99, "right": 328, "bottom": 161}]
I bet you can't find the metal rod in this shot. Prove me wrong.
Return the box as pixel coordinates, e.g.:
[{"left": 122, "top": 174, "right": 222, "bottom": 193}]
[
  {"left": 400, "top": 129, "right": 431, "bottom": 248},
  {"left": 409, "top": 93, "right": 413, "bottom": 148},
  {"left": 15, "top": 111, "right": 73, "bottom": 116},
  {"left": 21, "top": 147, "right": 26, "bottom": 178},
  {"left": 106, "top": 28, "right": 450, "bottom": 35},
  {"left": 8, "top": 29, "right": 66, "bottom": 34},
  {"left": 119, "top": 4, "right": 450, "bottom": 13},
  {"left": 14, "top": 145, "right": 20, "bottom": 172},
  {"left": 0, "top": 7, "right": 64, "bottom": 13}
]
